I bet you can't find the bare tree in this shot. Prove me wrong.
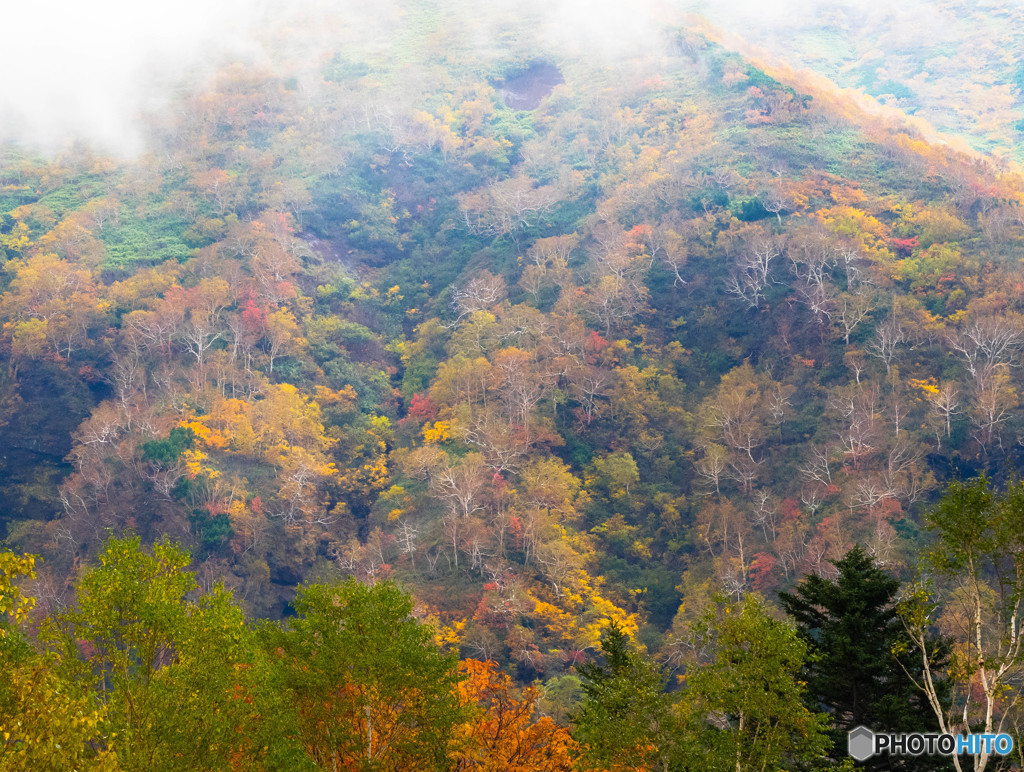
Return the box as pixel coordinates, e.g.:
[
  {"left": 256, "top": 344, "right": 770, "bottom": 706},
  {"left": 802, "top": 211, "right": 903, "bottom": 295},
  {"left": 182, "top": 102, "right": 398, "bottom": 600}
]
[
  {"left": 757, "top": 181, "right": 796, "bottom": 225},
  {"left": 881, "top": 439, "right": 927, "bottom": 505},
  {"left": 751, "top": 490, "right": 779, "bottom": 542},
  {"left": 450, "top": 271, "right": 506, "bottom": 325},
  {"left": 695, "top": 443, "right": 729, "bottom": 496},
  {"left": 582, "top": 224, "right": 652, "bottom": 335},
  {"left": 459, "top": 174, "right": 562, "bottom": 243},
  {"left": 766, "top": 384, "right": 792, "bottom": 425},
  {"left": 970, "top": 371, "right": 1015, "bottom": 452},
  {"left": 396, "top": 518, "right": 420, "bottom": 569},
  {"left": 832, "top": 290, "right": 872, "bottom": 345},
  {"left": 948, "top": 315, "right": 1024, "bottom": 385},
  {"left": 727, "top": 454, "right": 760, "bottom": 496},
  {"left": 725, "top": 235, "right": 781, "bottom": 309},
  {"left": 788, "top": 233, "right": 837, "bottom": 324},
  {"left": 799, "top": 444, "right": 835, "bottom": 488},
  {"left": 829, "top": 384, "right": 881, "bottom": 468},
  {"left": 567, "top": 364, "right": 613, "bottom": 426},
  {"left": 867, "top": 315, "right": 908, "bottom": 374},
  {"left": 925, "top": 381, "right": 961, "bottom": 447}
]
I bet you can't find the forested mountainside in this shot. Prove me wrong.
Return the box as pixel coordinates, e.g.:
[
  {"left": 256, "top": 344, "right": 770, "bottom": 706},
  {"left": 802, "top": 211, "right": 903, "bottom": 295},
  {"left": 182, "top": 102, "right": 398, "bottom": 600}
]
[{"left": 5, "top": 3, "right": 1024, "bottom": 768}]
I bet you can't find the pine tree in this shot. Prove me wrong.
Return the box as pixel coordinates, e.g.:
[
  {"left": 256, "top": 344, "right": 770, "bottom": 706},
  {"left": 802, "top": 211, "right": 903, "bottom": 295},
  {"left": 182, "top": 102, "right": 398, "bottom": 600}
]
[
  {"left": 779, "top": 546, "right": 948, "bottom": 770},
  {"left": 571, "top": 621, "right": 676, "bottom": 771}
]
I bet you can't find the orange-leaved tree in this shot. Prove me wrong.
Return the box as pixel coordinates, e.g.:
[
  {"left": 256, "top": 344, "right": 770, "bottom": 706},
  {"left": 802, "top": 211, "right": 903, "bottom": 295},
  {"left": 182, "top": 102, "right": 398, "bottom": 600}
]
[{"left": 453, "top": 659, "right": 575, "bottom": 771}]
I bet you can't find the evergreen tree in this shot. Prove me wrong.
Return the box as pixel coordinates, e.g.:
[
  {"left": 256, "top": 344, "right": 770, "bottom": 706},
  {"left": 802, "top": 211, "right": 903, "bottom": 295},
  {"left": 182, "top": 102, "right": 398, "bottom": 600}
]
[
  {"left": 571, "top": 621, "right": 677, "bottom": 771},
  {"left": 779, "top": 546, "right": 947, "bottom": 770}
]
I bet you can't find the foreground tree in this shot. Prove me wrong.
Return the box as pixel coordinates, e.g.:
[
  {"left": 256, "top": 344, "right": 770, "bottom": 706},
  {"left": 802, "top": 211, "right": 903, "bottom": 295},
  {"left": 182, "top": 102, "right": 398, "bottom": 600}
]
[
  {"left": 570, "top": 622, "right": 677, "bottom": 771},
  {"left": 780, "top": 546, "right": 947, "bottom": 770},
  {"left": 898, "top": 477, "right": 1024, "bottom": 772},
  {"left": 453, "top": 659, "right": 575, "bottom": 771},
  {"left": 0, "top": 650, "right": 119, "bottom": 772},
  {"left": 268, "top": 579, "right": 463, "bottom": 771},
  {"left": 0, "top": 552, "right": 36, "bottom": 637},
  {"left": 681, "top": 595, "right": 830, "bottom": 772},
  {"left": 44, "top": 536, "right": 297, "bottom": 772},
  {"left": 1, "top": 550, "right": 120, "bottom": 771},
  {"left": 4, "top": 541, "right": 584, "bottom": 771}
]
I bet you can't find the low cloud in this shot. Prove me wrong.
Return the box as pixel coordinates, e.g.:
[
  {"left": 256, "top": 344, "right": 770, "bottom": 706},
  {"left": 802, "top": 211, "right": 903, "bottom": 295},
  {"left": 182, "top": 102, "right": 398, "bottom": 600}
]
[
  {"left": 0, "top": 0, "right": 966, "bottom": 157},
  {"left": 0, "top": 0, "right": 266, "bottom": 155}
]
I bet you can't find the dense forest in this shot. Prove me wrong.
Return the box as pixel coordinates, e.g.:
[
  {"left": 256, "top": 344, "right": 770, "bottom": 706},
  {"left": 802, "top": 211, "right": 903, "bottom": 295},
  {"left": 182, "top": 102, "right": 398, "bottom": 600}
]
[{"left": 5, "top": 1, "right": 1024, "bottom": 768}]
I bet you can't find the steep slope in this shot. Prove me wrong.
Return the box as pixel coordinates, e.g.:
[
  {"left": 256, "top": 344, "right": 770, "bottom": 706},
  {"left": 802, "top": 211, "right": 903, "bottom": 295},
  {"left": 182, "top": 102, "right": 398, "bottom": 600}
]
[{"left": 1, "top": 7, "right": 1024, "bottom": 686}]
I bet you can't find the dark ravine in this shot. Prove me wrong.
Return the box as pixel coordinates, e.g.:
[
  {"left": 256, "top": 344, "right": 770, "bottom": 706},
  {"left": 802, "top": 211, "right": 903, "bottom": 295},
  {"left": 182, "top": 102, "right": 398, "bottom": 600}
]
[{"left": 498, "top": 61, "right": 564, "bottom": 110}]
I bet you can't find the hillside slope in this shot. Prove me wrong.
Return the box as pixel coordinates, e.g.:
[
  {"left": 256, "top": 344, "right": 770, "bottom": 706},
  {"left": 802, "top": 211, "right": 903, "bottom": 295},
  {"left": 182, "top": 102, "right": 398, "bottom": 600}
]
[{"left": 2, "top": 7, "right": 1024, "bottom": 682}]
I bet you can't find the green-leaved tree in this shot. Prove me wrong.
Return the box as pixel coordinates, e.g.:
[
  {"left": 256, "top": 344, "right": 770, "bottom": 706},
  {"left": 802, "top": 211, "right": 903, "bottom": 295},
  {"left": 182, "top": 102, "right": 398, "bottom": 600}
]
[
  {"left": 899, "top": 477, "right": 1024, "bottom": 772},
  {"left": 681, "top": 594, "right": 830, "bottom": 771},
  {"left": 267, "top": 578, "right": 464, "bottom": 771},
  {"left": 571, "top": 621, "right": 677, "bottom": 771}
]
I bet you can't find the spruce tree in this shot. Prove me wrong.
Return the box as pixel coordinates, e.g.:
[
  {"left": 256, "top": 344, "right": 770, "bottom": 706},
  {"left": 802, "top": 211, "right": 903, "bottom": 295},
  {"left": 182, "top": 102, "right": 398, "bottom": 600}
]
[
  {"left": 571, "top": 622, "right": 677, "bottom": 770},
  {"left": 779, "top": 545, "right": 947, "bottom": 770}
]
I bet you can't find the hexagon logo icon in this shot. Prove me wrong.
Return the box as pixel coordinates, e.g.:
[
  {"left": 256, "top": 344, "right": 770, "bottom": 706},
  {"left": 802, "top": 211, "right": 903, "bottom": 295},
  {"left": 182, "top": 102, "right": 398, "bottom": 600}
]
[{"left": 848, "top": 726, "right": 875, "bottom": 761}]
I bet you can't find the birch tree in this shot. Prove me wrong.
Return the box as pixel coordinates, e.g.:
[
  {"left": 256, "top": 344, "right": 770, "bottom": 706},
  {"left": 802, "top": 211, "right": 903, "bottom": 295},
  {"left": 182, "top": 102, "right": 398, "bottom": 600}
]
[{"left": 899, "top": 477, "right": 1024, "bottom": 772}]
